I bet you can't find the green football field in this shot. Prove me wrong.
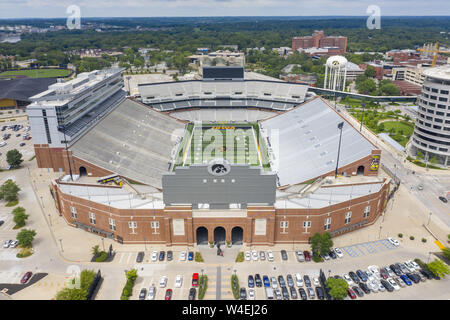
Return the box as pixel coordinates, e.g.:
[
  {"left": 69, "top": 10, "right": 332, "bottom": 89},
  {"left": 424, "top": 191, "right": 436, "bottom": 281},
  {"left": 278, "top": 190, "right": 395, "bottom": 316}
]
[
  {"left": 0, "top": 69, "right": 71, "bottom": 79},
  {"left": 174, "top": 123, "right": 271, "bottom": 169}
]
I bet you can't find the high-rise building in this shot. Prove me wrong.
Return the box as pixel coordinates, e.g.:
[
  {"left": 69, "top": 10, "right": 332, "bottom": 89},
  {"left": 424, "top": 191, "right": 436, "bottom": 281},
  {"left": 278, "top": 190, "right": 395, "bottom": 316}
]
[
  {"left": 410, "top": 65, "right": 450, "bottom": 166},
  {"left": 292, "top": 30, "right": 347, "bottom": 55}
]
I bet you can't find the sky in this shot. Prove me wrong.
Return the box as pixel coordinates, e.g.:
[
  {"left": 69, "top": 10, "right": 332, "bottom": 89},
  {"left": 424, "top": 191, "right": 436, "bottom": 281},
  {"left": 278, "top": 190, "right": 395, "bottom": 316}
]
[{"left": 0, "top": 0, "right": 449, "bottom": 19}]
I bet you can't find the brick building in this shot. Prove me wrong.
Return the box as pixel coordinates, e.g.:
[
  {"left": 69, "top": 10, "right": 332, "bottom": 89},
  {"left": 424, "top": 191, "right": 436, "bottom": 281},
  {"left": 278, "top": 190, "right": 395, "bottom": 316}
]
[{"left": 292, "top": 30, "right": 347, "bottom": 55}]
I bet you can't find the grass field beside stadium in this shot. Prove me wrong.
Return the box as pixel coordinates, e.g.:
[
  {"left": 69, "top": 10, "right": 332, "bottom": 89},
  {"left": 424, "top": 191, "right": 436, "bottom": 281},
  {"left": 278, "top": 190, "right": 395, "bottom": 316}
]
[
  {"left": 0, "top": 69, "right": 71, "bottom": 79},
  {"left": 174, "top": 122, "right": 271, "bottom": 170}
]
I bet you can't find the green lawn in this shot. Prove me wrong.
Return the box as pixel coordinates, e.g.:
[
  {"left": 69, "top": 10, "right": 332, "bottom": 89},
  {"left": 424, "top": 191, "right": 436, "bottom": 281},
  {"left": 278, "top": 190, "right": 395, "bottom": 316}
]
[
  {"left": 0, "top": 69, "right": 71, "bottom": 79},
  {"left": 382, "top": 121, "right": 414, "bottom": 136}
]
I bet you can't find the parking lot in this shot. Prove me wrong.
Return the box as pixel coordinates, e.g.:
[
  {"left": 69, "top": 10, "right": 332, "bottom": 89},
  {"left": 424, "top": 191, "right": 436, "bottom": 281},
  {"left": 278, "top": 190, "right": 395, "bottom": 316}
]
[
  {"left": 340, "top": 239, "right": 397, "bottom": 258},
  {"left": 0, "top": 120, "right": 34, "bottom": 169}
]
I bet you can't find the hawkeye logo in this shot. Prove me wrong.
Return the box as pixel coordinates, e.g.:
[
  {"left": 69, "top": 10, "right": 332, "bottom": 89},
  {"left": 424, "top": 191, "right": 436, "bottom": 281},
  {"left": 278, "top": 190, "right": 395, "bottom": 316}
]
[{"left": 207, "top": 159, "right": 231, "bottom": 176}]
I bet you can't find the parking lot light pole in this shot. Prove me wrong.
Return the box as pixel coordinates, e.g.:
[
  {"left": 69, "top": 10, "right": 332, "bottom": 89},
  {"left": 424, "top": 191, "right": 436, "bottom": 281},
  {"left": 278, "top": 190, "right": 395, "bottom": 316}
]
[
  {"left": 427, "top": 212, "right": 432, "bottom": 226},
  {"left": 378, "top": 226, "right": 382, "bottom": 239},
  {"left": 59, "top": 239, "right": 64, "bottom": 252},
  {"left": 335, "top": 122, "right": 344, "bottom": 178},
  {"left": 101, "top": 238, "right": 105, "bottom": 251},
  {"left": 427, "top": 252, "right": 432, "bottom": 263},
  {"left": 144, "top": 237, "right": 147, "bottom": 251}
]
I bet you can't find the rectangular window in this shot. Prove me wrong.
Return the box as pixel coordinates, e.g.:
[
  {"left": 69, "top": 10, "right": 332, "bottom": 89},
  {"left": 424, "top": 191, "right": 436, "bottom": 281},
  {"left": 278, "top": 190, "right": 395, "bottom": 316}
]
[
  {"left": 89, "top": 212, "right": 96, "bottom": 225},
  {"left": 151, "top": 221, "right": 159, "bottom": 229},
  {"left": 128, "top": 221, "right": 137, "bottom": 234},
  {"left": 344, "top": 211, "right": 352, "bottom": 224},
  {"left": 109, "top": 218, "right": 116, "bottom": 231},
  {"left": 280, "top": 221, "right": 289, "bottom": 228},
  {"left": 70, "top": 206, "right": 77, "bottom": 219},
  {"left": 303, "top": 221, "right": 311, "bottom": 228},
  {"left": 324, "top": 217, "right": 331, "bottom": 231},
  {"left": 363, "top": 206, "right": 370, "bottom": 218}
]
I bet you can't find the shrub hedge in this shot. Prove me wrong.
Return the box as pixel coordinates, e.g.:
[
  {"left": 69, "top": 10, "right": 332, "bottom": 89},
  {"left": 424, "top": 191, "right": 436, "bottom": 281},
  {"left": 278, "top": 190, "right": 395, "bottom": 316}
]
[
  {"left": 198, "top": 275, "right": 208, "bottom": 300},
  {"left": 231, "top": 274, "right": 240, "bottom": 300},
  {"left": 235, "top": 252, "right": 244, "bottom": 263}
]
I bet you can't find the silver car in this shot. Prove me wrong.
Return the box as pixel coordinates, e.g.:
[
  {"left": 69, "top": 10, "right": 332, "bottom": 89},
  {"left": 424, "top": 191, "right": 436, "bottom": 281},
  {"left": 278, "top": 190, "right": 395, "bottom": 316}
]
[
  {"left": 9, "top": 240, "right": 18, "bottom": 248},
  {"left": 296, "top": 250, "right": 305, "bottom": 262},
  {"left": 3, "top": 240, "right": 12, "bottom": 248},
  {"left": 259, "top": 251, "right": 266, "bottom": 261}
]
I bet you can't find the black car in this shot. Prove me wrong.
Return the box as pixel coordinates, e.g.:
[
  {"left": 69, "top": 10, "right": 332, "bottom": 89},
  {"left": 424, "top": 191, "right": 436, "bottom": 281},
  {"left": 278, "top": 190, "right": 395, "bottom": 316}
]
[
  {"left": 390, "top": 264, "right": 403, "bottom": 276},
  {"left": 315, "top": 286, "right": 325, "bottom": 300},
  {"left": 281, "top": 286, "right": 290, "bottom": 300},
  {"left": 329, "top": 251, "right": 337, "bottom": 259},
  {"left": 138, "top": 288, "right": 147, "bottom": 300},
  {"left": 189, "top": 288, "right": 196, "bottom": 300},
  {"left": 289, "top": 286, "right": 297, "bottom": 299},
  {"left": 333, "top": 275, "right": 343, "bottom": 280},
  {"left": 348, "top": 271, "right": 360, "bottom": 284},
  {"left": 298, "top": 288, "right": 307, "bottom": 300},
  {"left": 356, "top": 269, "right": 368, "bottom": 282},
  {"left": 255, "top": 274, "right": 262, "bottom": 287},
  {"left": 303, "top": 275, "right": 311, "bottom": 287},
  {"left": 406, "top": 272, "right": 420, "bottom": 284},
  {"left": 278, "top": 275, "right": 286, "bottom": 287},
  {"left": 281, "top": 250, "right": 288, "bottom": 261},
  {"left": 438, "top": 196, "right": 448, "bottom": 203},
  {"left": 352, "top": 286, "right": 364, "bottom": 297},
  {"left": 159, "top": 251, "right": 165, "bottom": 261},
  {"left": 240, "top": 288, "right": 247, "bottom": 300},
  {"left": 419, "top": 269, "right": 433, "bottom": 280},
  {"left": 358, "top": 282, "right": 371, "bottom": 294},
  {"left": 167, "top": 250, "right": 173, "bottom": 261},
  {"left": 286, "top": 274, "right": 294, "bottom": 287},
  {"left": 136, "top": 251, "right": 145, "bottom": 263},
  {"left": 248, "top": 275, "right": 255, "bottom": 288},
  {"left": 380, "top": 279, "right": 394, "bottom": 292}
]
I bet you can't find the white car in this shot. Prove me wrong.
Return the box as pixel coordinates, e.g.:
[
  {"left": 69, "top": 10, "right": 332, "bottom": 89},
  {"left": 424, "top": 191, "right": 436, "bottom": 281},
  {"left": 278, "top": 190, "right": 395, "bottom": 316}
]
[
  {"left": 251, "top": 250, "right": 259, "bottom": 261},
  {"left": 267, "top": 250, "right": 274, "bottom": 262},
  {"left": 270, "top": 276, "right": 278, "bottom": 289},
  {"left": 248, "top": 288, "right": 255, "bottom": 300},
  {"left": 404, "top": 261, "right": 416, "bottom": 272},
  {"left": 367, "top": 265, "right": 380, "bottom": 276},
  {"left": 369, "top": 280, "right": 379, "bottom": 293},
  {"left": 175, "top": 275, "right": 183, "bottom": 288},
  {"left": 147, "top": 286, "right": 156, "bottom": 300},
  {"left": 384, "top": 266, "right": 395, "bottom": 278},
  {"left": 313, "top": 277, "right": 320, "bottom": 286},
  {"left": 259, "top": 251, "right": 266, "bottom": 260},
  {"left": 387, "top": 278, "right": 400, "bottom": 291},
  {"left": 377, "top": 281, "right": 386, "bottom": 292},
  {"left": 245, "top": 251, "right": 251, "bottom": 261},
  {"left": 180, "top": 251, "right": 186, "bottom": 261},
  {"left": 405, "top": 260, "right": 419, "bottom": 272},
  {"left": 9, "top": 240, "right": 18, "bottom": 248},
  {"left": 151, "top": 251, "right": 158, "bottom": 262},
  {"left": 159, "top": 276, "right": 168, "bottom": 288},
  {"left": 387, "top": 237, "right": 400, "bottom": 246},
  {"left": 343, "top": 274, "right": 354, "bottom": 286},
  {"left": 295, "top": 273, "right": 304, "bottom": 287},
  {"left": 334, "top": 247, "right": 344, "bottom": 258},
  {"left": 3, "top": 240, "right": 12, "bottom": 248},
  {"left": 409, "top": 260, "right": 420, "bottom": 271}
]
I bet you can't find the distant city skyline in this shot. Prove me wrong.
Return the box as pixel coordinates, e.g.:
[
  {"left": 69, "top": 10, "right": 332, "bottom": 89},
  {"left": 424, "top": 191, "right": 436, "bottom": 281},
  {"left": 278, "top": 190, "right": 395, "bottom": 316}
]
[{"left": 0, "top": 0, "right": 449, "bottom": 19}]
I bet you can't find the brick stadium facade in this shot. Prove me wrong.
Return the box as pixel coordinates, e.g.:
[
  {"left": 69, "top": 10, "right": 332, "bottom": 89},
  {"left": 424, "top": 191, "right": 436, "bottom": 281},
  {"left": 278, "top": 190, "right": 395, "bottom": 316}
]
[
  {"left": 51, "top": 179, "right": 389, "bottom": 245},
  {"left": 292, "top": 30, "right": 347, "bottom": 55}
]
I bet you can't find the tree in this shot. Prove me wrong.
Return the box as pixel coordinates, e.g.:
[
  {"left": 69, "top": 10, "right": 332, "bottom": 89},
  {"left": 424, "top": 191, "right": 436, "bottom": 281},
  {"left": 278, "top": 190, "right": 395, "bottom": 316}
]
[
  {"left": 364, "top": 65, "right": 376, "bottom": 78},
  {"left": 91, "top": 245, "right": 100, "bottom": 257},
  {"left": 0, "top": 179, "right": 21, "bottom": 202},
  {"left": 310, "top": 232, "right": 322, "bottom": 256},
  {"left": 12, "top": 206, "right": 28, "bottom": 228},
  {"left": 356, "top": 78, "right": 377, "bottom": 95},
  {"left": 442, "top": 247, "right": 450, "bottom": 260},
  {"left": 55, "top": 288, "right": 87, "bottom": 300},
  {"left": 16, "top": 229, "right": 36, "bottom": 248},
  {"left": 427, "top": 259, "right": 450, "bottom": 278},
  {"left": 429, "top": 156, "right": 438, "bottom": 165},
  {"left": 416, "top": 150, "right": 424, "bottom": 160},
  {"left": 325, "top": 277, "right": 348, "bottom": 300},
  {"left": 319, "top": 232, "right": 333, "bottom": 255}
]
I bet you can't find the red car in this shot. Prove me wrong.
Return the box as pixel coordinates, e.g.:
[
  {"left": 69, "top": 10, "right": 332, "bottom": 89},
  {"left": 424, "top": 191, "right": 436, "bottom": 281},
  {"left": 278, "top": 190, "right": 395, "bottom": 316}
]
[
  {"left": 165, "top": 289, "right": 173, "bottom": 300},
  {"left": 20, "top": 271, "right": 32, "bottom": 284},
  {"left": 192, "top": 273, "right": 199, "bottom": 287},
  {"left": 303, "top": 251, "right": 311, "bottom": 262},
  {"left": 347, "top": 288, "right": 357, "bottom": 299}
]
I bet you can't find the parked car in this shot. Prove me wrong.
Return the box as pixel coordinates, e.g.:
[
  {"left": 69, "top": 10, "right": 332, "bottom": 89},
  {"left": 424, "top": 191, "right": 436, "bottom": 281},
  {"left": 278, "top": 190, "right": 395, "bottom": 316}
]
[
  {"left": 408, "top": 260, "right": 421, "bottom": 271},
  {"left": 379, "top": 268, "right": 389, "bottom": 280},
  {"left": 303, "top": 250, "right": 311, "bottom": 261},
  {"left": 404, "top": 261, "right": 416, "bottom": 272},
  {"left": 274, "top": 288, "right": 282, "bottom": 300},
  {"left": 165, "top": 289, "right": 173, "bottom": 300},
  {"left": 368, "top": 280, "right": 379, "bottom": 293},
  {"left": 400, "top": 275, "right": 412, "bottom": 286},
  {"left": 390, "top": 264, "right": 403, "bottom": 276},
  {"left": 188, "top": 288, "right": 196, "bottom": 300},
  {"left": 3, "top": 240, "right": 12, "bottom": 248},
  {"left": 303, "top": 275, "right": 311, "bottom": 288},
  {"left": 358, "top": 282, "right": 371, "bottom": 294},
  {"left": 259, "top": 251, "right": 266, "bottom": 261},
  {"left": 387, "top": 278, "right": 400, "bottom": 290},
  {"left": 281, "top": 286, "right": 290, "bottom": 300},
  {"left": 334, "top": 247, "right": 344, "bottom": 258},
  {"left": 387, "top": 237, "right": 400, "bottom": 246},
  {"left": 343, "top": 274, "right": 354, "bottom": 286},
  {"left": 286, "top": 274, "right": 294, "bottom": 287},
  {"left": 263, "top": 275, "right": 270, "bottom": 287},
  {"left": 245, "top": 251, "right": 251, "bottom": 261},
  {"left": 406, "top": 273, "right": 420, "bottom": 284},
  {"left": 192, "top": 273, "right": 199, "bottom": 287},
  {"left": 352, "top": 286, "right": 364, "bottom": 297},
  {"left": 277, "top": 275, "right": 286, "bottom": 287},
  {"left": 298, "top": 288, "right": 307, "bottom": 300},
  {"left": 349, "top": 271, "right": 360, "bottom": 284},
  {"left": 398, "top": 263, "right": 409, "bottom": 274},
  {"left": 151, "top": 251, "right": 158, "bottom": 261},
  {"left": 138, "top": 288, "right": 147, "bottom": 300},
  {"left": 347, "top": 288, "right": 357, "bottom": 299},
  {"left": 315, "top": 286, "right": 325, "bottom": 300},
  {"left": 414, "top": 272, "right": 426, "bottom": 282},
  {"left": 419, "top": 269, "right": 433, "bottom": 280},
  {"left": 239, "top": 288, "right": 247, "bottom": 300},
  {"left": 147, "top": 286, "right": 156, "bottom": 300},
  {"left": 136, "top": 251, "right": 144, "bottom": 263},
  {"left": 188, "top": 251, "right": 194, "bottom": 261},
  {"left": 9, "top": 240, "right": 18, "bottom": 248},
  {"left": 267, "top": 250, "right": 274, "bottom": 262},
  {"left": 356, "top": 269, "right": 368, "bottom": 282},
  {"left": 306, "top": 287, "right": 315, "bottom": 299},
  {"left": 380, "top": 279, "right": 394, "bottom": 292},
  {"left": 295, "top": 273, "right": 304, "bottom": 287},
  {"left": 248, "top": 275, "right": 255, "bottom": 288},
  {"left": 159, "top": 276, "right": 168, "bottom": 288},
  {"left": 20, "top": 272, "right": 33, "bottom": 284},
  {"left": 251, "top": 250, "right": 259, "bottom": 261},
  {"left": 167, "top": 251, "right": 173, "bottom": 261},
  {"left": 255, "top": 274, "right": 262, "bottom": 287},
  {"left": 248, "top": 288, "right": 255, "bottom": 300},
  {"left": 329, "top": 251, "right": 337, "bottom": 259},
  {"left": 175, "top": 275, "right": 183, "bottom": 288},
  {"left": 159, "top": 251, "right": 165, "bottom": 261},
  {"left": 438, "top": 196, "right": 448, "bottom": 203},
  {"left": 179, "top": 251, "right": 186, "bottom": 261},
  {"left": 270, "top": 276, "right": 278, "bottom": 289},
  {"left": 321, "top": 252, "right": 330, "bottom": 260},
  {"left": 289, "top": 286, "right": 297, "bottom": 299},
  {"left": 296, "top": 250, "right": 305, "bottom": 262},
  {"left": 393, "top": 276, "right": 406, "bottom": 288},
  {"left": 377, "top": 281, "right": 386, "bottom": 292},
  {"left": 19, "top": 143, "right": 26, "bottom": 147},
  {"left": 313, "top": 277, "right": 320, "bottom": 286},
  {"left": 280, "top": 250, "right": 288, "bottom": 261}
]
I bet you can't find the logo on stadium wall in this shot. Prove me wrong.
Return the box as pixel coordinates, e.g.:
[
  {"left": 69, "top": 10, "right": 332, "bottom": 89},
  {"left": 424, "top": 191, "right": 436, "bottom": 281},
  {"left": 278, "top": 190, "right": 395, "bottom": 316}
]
[
  {"left": 370, "top": 155, "right": 380, "bottom": 171},
  {"left": 207, "top": 159, "right": 231, "bottom": 176}
]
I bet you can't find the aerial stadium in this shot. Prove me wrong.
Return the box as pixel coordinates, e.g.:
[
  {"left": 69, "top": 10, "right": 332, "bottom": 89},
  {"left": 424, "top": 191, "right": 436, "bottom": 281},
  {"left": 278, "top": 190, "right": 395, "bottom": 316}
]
[{"left": 28, "top": 66, "right": 389, "bottom": 246}]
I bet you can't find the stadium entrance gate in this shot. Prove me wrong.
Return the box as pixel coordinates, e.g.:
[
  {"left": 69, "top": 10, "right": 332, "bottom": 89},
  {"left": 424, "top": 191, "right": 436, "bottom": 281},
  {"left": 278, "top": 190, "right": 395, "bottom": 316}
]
[
  {"left": 231, "top": 226, "right": 243, "bottom": 245},
  {"left": 214, "top": 226, "right": 226, "bottom": 245},
  {"left": 196, "top": 227, "right": 208, "bottom": 245}
]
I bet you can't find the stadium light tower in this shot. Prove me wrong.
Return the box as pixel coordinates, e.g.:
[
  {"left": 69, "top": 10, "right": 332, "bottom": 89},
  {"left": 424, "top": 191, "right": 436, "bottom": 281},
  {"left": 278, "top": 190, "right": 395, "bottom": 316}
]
[
  {"left": 63, "top": 124, "right": 74, "bottom": 181},
  {"left": 335, "top": 122, "right": 344, "bottom": 178}
]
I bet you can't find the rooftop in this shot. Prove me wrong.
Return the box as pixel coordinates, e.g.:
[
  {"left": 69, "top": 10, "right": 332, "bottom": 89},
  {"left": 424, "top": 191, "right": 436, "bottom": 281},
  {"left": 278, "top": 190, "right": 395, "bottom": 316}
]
[{"left": 423, "top": 65, "right": 450, "bottom": 81}]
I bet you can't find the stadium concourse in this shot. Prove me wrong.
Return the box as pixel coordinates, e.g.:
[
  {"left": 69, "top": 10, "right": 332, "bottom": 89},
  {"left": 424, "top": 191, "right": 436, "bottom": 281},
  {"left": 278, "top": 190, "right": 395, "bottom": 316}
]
[{"left": 29, "top": 67, "right": 389, "bottom": 245}]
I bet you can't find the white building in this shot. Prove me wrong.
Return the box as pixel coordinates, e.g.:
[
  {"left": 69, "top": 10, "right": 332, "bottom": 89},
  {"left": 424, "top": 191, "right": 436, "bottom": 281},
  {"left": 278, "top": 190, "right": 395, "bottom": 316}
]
[{"left": 27, "top": 68, "right": 125, "bottom": 148}]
